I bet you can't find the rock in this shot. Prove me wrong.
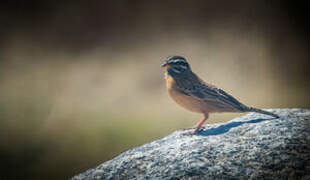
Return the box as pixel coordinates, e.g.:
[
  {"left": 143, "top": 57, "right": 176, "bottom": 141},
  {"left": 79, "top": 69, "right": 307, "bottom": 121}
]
[{"left": 71, "top": 109, "right": 310, "bottom": 180}]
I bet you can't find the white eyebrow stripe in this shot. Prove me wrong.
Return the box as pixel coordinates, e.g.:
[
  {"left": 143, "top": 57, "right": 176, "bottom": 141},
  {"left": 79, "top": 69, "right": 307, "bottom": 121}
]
[{"left": 172, "top": 59, "right": 186, "bottom": 63}]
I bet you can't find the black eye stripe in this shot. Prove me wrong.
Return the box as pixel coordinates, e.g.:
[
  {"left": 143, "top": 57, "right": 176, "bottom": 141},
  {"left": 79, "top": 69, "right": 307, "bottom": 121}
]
[
  {"left": 174, "top": 66, "right": 183, "bottom": 70},
  {"left": 175, "top": 61, "right": 188, "bottom": 65},
  {"left": 172, "top": 66, "right": 188, "bottom": 73}
]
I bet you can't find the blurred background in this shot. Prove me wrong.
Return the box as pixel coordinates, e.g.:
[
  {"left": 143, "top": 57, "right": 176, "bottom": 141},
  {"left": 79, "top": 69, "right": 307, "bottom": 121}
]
[{"left": 0, "top": 0, "right": 309, "bottom": 179}]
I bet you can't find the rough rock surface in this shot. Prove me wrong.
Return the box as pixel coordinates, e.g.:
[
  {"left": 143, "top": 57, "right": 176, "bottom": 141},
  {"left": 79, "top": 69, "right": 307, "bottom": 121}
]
[{"left": 71, "top": 109, "right": 310, "bottom": 180}]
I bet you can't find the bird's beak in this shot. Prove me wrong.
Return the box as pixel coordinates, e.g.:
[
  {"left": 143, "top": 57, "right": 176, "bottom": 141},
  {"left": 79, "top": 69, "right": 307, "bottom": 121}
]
[{"left": 161, "top": 62, "right": 170, "bottom": 69}]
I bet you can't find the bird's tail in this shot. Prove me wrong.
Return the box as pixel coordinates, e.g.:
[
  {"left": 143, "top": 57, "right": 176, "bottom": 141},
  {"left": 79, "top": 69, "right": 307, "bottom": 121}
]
[{"left": 245, "top": 107, "right": 279, "bottom": 118}]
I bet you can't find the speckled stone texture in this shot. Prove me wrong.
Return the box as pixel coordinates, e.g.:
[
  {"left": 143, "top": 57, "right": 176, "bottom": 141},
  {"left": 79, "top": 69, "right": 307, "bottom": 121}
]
[{"left": 71, "top": 109, "right": 310, "bottom": 180}]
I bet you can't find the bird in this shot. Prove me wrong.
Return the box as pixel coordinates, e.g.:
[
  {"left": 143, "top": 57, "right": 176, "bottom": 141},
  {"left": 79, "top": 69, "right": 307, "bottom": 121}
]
[{"left": 161, "top": 55, "right": 279, "bottom": 134}]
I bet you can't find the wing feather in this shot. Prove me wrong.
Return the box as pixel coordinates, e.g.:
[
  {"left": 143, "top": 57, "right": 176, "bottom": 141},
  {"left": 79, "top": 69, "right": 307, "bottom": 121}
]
[{"left": 175, "top": 75, "right": 246, "bottom": 111}]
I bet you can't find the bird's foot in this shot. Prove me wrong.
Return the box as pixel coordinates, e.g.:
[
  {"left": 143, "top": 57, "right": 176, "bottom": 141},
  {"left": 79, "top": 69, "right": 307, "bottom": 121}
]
[{"left": 181, "top": 127, "right": 203, "bottom": 135}]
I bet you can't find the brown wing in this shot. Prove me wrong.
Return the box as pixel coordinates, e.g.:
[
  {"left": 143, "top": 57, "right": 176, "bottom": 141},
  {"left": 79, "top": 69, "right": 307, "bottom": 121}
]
[
  {"left": 175, "top": 74, "right": 247, "bottom": 111},
  {"left": 200, "top": 82, "right": 247, "bottom": 111}
]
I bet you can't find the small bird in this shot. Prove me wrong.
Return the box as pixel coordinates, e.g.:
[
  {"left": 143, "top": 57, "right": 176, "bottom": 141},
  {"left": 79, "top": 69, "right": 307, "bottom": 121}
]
[{"left": 161, "top": 56, "right": 279, "bottom": 134}]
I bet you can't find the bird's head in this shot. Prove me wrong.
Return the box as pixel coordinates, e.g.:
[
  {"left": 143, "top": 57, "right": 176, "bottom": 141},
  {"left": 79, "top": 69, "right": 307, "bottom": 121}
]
[{"left": 161, "top": 56, "right": 191, "bottom": 77}]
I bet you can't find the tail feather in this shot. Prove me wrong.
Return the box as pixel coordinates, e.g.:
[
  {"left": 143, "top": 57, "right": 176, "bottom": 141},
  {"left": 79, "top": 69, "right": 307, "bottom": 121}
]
[{"left": 246, "top": 107, "right": 279, "bottom": 118}]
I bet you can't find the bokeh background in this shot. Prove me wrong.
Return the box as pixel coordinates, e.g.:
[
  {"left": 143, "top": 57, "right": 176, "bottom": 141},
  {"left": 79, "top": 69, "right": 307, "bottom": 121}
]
[{"left": 1, "top": 0, "right": 309, "bottom": 179}]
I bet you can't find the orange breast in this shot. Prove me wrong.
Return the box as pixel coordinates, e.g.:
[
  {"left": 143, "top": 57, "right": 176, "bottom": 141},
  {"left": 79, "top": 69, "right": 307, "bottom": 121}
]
[{"left": 166, "top": 76, "right": 216, "bottom": 114}]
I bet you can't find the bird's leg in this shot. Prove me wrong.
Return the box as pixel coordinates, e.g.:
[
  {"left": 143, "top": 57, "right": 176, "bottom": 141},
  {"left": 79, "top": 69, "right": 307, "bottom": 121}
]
[{"left": 194, "top": 113, "right": 209, "bottom": 134}]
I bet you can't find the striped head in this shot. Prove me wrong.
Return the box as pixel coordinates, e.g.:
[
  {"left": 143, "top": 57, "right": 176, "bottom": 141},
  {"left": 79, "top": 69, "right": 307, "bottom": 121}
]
[{"left": 161, "top": 56, "right": 191, "bottom": 77}]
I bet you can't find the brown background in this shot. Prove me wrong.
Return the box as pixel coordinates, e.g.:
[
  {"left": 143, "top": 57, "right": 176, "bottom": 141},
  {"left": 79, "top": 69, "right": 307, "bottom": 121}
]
[{"left": 0, "top": 0, "right": 309, "bottom": 179}]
